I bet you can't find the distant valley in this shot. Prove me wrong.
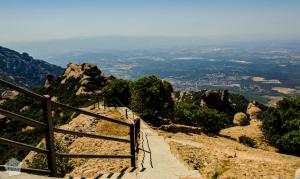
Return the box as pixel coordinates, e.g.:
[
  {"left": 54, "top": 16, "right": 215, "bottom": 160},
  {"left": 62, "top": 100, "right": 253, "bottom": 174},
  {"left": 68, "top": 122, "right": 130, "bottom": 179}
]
[{"left": 43, "top": 45, "right": 300, "bottom": 105}]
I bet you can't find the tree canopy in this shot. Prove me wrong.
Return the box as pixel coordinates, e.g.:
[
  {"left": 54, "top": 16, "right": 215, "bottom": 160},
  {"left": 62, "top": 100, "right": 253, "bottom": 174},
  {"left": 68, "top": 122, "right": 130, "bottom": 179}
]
[
  {"left": 130, "top": 75, "right": 174, "bottom": 125},
  {"left": 102, "top": 79, "right": 131, "bottom": 106},
  {"left": 260, "top": 97, "right": 300, "bottom": 156}
]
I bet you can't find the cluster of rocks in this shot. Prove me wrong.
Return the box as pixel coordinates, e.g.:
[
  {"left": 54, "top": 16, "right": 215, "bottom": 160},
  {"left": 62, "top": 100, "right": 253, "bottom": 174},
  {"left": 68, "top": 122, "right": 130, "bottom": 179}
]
[
  {"left": 233, "top": 101, "right": 262, "bottom": 126},
  {"left": 159, "top": 124, "right": 202, "bottom": 134},
  {"left": 45, "top": 63, "right": 115, "bottom": 95}
]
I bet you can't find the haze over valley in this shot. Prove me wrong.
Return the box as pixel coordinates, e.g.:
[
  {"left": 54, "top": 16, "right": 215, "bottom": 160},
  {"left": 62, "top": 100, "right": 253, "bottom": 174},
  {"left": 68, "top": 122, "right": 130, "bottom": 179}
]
[{"left": 9, "top": 39, "right": 300, "bottom": 106}]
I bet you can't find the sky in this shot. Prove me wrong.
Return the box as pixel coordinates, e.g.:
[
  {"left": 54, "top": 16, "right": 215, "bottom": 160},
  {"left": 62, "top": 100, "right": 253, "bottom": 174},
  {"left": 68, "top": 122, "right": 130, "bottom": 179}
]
[{"left": 1, "top": 0, "right": 300, "bottom": 43}]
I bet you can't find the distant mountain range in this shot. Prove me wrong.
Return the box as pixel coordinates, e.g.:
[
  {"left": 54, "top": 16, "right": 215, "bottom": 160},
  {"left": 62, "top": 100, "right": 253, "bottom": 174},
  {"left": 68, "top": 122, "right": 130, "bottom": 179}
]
[{"left": 0, "top": 46, "right": 64, "bottom": 88}]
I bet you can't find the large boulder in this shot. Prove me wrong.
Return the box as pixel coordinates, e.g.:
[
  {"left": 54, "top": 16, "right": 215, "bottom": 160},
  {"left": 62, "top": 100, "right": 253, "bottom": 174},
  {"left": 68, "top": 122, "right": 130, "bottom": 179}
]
[
  {"left": 1, "top": 90, "right": 19, "bottom": 100},
  {"left": 233, "top": 112, "right": 249, "bottom": 126},
  {"left": 82, "top": 63, "right": 101, "bottom": 77},
  {"left": 246, "top": 101, "right": 262, "bottom": 119},
  {"left": 62, "top": 63, "right": 102, "bottom": 84},
  {"left": 61, "top": 63, "right": 83, "bottom": 84},
  {"left": 60, "top": 63, "right": 107, "bottom": 95}
]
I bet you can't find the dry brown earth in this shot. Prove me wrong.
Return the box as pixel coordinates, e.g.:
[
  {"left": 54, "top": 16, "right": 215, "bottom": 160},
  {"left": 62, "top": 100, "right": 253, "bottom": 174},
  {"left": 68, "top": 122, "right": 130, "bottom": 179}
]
[{"left": 159, "top": 121, "right": 300, "bottom": 179}]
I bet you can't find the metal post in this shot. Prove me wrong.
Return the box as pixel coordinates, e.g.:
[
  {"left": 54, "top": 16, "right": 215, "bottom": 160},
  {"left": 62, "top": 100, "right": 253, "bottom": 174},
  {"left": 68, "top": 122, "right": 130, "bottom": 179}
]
[
  {"left": 130, "top": 124, "right": 136, "bottom": 168},
  {"left": 43, "top": 95, "right": 57, "bottom": 177},
  {"left": 135, "top": 119, "right": 140, "bottom": 154},
  {"left": 125, "top": 109, "right": 128, "bottom": 119},
  {"left": 137, "top": 119, "right": 140, "bottom": 139},
  {"left": 104, "top": 100, "right": 106, "bottom": 110}
]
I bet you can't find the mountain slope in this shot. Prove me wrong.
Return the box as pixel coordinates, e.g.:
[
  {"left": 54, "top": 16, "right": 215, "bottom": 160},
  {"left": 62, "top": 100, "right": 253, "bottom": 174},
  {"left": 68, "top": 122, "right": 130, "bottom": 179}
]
[{"left": 0, "top": 46, "right": 63, "bottom": 88}]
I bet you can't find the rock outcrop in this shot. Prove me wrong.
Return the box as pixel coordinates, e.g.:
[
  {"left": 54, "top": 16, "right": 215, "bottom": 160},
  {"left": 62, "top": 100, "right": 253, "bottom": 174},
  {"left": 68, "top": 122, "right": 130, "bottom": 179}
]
[
  {"left": 1, "top": 90, "right": 19, "bottom": 100},
  {"left": 60, "top": 63, "right": 112, "bottom": 95},
  {"left": 246, "top": 101, "right": 262, "bottom": 119},
  {"left": 61, "top": 63, "right": 102, "bottom": 84},
  {"left": 200, "top": 90, "right": 231, "bottom": 110},
  {"left": 233, "top": 112, "right": 249, "bottom": 126}
]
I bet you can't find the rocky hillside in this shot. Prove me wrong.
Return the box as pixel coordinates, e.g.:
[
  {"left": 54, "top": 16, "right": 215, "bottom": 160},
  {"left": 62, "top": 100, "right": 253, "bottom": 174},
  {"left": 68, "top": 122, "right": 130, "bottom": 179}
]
[
  {"left": 0, "top": 63, "right": 116, "bottom": 164},
  {"left": 0, "top": 46, "right": 63, "bottom": 88},
  {"left": 173, "top": 90, "right": 251, "bottom": 115}
]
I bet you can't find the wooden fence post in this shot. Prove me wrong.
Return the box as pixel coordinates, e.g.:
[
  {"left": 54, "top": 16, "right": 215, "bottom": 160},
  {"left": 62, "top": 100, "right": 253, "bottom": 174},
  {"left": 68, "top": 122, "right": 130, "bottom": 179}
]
[
  {"left": 43, "top": 95, "right": 57, "bottom": 177},
  {"left": 130, "top": 124, "right": 136, "bottom": 168}
]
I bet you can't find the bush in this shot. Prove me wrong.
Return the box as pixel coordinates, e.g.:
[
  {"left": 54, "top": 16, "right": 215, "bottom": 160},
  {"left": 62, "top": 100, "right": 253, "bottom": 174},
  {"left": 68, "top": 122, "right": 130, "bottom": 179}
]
[
  {"left": 102, "top": 79, "right": 131, "bottom": 107},
  {"left": 174, "top": 102, "right": 231, "bottom": 134},
  {"left": 260, "top": 97, "right": 300, "bottom": 156},
  {"left": 239, "top": 135, "right": 256, "bottom": 148},
  {"left": 27, "top": 140, "right": 74, "bottom": 177},
  {"left": 130, "top": 75, "right": 174, "bottom": 126}
]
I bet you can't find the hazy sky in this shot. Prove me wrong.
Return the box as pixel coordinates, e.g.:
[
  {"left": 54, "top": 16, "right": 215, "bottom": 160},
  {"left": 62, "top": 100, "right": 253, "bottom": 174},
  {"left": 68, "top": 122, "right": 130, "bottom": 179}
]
[{"left": 1, "top": 0, "right": 300, "bottom": 43}]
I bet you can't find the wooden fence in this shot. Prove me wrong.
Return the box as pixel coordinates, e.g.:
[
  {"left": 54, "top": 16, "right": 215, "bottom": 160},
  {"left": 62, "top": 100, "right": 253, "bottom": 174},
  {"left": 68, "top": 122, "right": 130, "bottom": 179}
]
[{"left": 0, "top": 79, "right": 140, "bottom": 177}]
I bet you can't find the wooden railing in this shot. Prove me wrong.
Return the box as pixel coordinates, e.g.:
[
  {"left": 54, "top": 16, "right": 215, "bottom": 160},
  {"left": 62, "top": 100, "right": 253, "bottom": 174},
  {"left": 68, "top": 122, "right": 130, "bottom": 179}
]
[{"left": 0, "top": 79, "right": 140, "bottom": 177}]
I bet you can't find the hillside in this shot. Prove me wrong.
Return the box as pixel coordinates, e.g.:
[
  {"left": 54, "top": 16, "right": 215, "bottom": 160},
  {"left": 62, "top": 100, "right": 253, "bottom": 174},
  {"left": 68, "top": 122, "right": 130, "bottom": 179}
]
[
  {"left": 0, "top": 63, "right": 108, "bottom": 164},
  {"left": 0, "top": 46, "right": 63, "bottom": 88},
  {"left": 0, "top": 62, "right": 299, "bottom": 178}
]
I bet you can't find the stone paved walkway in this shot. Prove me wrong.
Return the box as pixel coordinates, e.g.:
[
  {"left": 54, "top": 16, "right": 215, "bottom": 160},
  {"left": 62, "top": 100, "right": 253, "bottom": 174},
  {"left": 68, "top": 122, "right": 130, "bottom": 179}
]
[{"left": 116, "top": 107, "right": 201, "bottom": 179}]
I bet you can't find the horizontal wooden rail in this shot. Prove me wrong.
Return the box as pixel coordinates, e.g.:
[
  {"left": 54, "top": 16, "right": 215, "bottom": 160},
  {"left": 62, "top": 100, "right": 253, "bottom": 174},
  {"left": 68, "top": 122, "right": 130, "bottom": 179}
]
[
  {"left": 0, "top": 78, "right": 140, "bottom": 175},
  {"left": 0, "top": 79, "right": 44, "bottom": 100},
  {"left": 0, "top": 137, "right": 48, "bottom": 154},
  {"left": 0, "top": 109, "right": 46, "bottom": 129},
  {"left": 53, "top": 127, "right": 131, "bottom": 143},
  {"left": 52, "top": 101, "right": 131, "bottom": 126},
  {"left": 56, "top": 153, "right": 133, "bottom": 159},
  {"left": 0, "top": 165, "right": 51, "bottom": 175}
]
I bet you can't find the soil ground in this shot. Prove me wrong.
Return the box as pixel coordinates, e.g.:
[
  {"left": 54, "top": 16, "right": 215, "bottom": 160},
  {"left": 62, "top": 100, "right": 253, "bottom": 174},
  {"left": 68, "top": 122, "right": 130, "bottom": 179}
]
[{"left": 159, "top": 121, "right": 300, "bottom": 179}]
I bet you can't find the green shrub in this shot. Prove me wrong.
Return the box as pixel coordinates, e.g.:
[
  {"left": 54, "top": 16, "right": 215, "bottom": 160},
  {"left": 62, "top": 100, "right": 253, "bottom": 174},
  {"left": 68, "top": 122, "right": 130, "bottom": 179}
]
[
  {"left": 174, "top": 102, "right": 231, "bottom": 134},
  {"left": 130, "top": 75, "right": 174, "bottom": 126},
  {"left": 27, "top": 140, "right": 74, "bottom": 177},
  {"left": 239, "top": 117, "right": 250, "bottom": 126},
  {"left": 239, "top": 135, "right": 257, "bottom": 148},
  {"left": 102, "top": 79, "right": 131, "bottom": 107},
  {"left": 260, "top": 97, "right": 300, "bottom": 156}
]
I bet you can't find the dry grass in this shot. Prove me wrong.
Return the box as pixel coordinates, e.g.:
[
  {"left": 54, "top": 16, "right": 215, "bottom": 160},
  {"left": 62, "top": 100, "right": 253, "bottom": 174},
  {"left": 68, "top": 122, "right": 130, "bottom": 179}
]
[
  {"left": 22, "top": 104, "right": 132, "bottom": 178},
  {"left": 65, "top": 106, "right": 131, "bottom": 178},
  {"left": 162, "top": 131, "right": 300, "bottom": 179},
  {"left": 94, "top": 109, "right": 129, "bottom": 137},
  {"left": 219, "top": 119, "right": 276, "bottom": 152}
]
